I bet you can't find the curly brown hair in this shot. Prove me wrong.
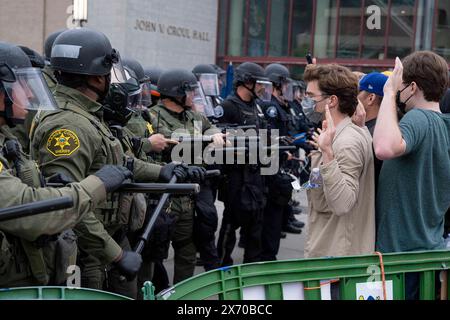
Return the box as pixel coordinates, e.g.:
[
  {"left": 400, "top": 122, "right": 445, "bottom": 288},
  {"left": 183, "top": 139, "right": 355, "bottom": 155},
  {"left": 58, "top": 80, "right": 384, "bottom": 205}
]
[
  {"left": 304, "top": 64, "right": 359, "bottom": 117},
  {"left": 402, "top": 51, "right": 449, "bottom": 102}
]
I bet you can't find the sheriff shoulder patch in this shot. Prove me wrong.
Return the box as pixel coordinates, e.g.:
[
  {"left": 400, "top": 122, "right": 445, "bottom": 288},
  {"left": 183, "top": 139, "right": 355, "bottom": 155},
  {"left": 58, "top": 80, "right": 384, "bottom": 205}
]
[
  {"left": 46, "top": 129, "right": 80, "bottom": 157},
  {"left": 146, "top": 122, "right": 154, "bottom": 135},
  {"left": 0, "top": 161, "right": 3, "bottom": 172}
]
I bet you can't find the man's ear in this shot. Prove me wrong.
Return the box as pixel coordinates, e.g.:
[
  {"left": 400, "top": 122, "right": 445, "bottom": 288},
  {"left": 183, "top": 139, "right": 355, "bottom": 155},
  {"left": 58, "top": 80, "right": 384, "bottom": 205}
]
[
  {"left": 328, "top": 95, "right": 338, "bottom": 108},
  {"left": 367, "top": 93, "right": 376, "bottom": 106},
  {"left": 410, "top": 81, "right": 419, "bottom": 95}
]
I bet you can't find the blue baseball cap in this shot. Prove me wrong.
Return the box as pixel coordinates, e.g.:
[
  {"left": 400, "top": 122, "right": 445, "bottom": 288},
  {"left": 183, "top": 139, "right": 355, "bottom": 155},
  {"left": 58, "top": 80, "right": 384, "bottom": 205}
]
[{"left": 359, "top": 72, "right": 388, "bottom": 97}]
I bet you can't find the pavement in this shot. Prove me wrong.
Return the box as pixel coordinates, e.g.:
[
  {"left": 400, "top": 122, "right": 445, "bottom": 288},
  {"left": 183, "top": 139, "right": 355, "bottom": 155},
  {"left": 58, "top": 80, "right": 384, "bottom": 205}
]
[{"left": 164, "top": 189, "right": 309, "bottom": 284}]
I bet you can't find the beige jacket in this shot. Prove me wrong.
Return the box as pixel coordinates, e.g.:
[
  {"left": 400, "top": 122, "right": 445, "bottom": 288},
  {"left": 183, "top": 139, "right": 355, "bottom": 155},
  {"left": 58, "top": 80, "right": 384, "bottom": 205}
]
[{"left": 304, "top": 117, "right": 375, "bottom": 258}]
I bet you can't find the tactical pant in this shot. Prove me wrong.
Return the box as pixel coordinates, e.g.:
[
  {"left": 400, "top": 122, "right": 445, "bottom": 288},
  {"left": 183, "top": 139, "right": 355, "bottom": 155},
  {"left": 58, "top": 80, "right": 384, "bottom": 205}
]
[
  {"left": 106, "top": 236, "right": 137, "bottom": 299},
  {"left": 170, "top": 196, "right": 196, "bottom": 284},
  {"left": 282, "top": 204, "right": 294, "bottom": 229},
  {"left": 194, "top": 181, "right": 220, "bottom": 271},
  {"left": 261, "top": 199, "right": 285, "bottom": 261},
  {"left": 217, "top": 206, "right": 263, "bottom": 267},
  {"left": 79, "top": 236, "right": 137, "bottom": 299},
  {"left": 133, "top": 197, "right": 174, "bottom": 299}
]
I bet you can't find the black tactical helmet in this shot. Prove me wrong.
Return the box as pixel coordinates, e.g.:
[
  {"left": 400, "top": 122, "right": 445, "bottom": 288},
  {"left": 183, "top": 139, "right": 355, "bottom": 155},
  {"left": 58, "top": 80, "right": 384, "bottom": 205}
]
[
  {"left": 50, "top": 28, "right": 119, "bottom": 76},
  {"left": 234, "top": 62, "right": 268, "bottom": 85},
  {"left": 211, "top": 64, "right": 226, "bottom": 76},
  {"left": 1, "top": 42, "right": 58, "bottom": 126},
  {"left": 265, "top": 63, "right": 291, "bottom": 87},
  {"left": 192, "top": 64, "right": 218, "bottom": 76},
  {"left": 293, "top": 80, "right": 306, "bottom": 90},
  {"left": 158, "top": 69, "right": 198, "bottom": 98},
  {"left": 0, "top": 42, "right": 32, "bottom": 81},
  {"left": 18, "top": 46, "right": 45, "bottom": 69},
  {"left": 122, "top": 57, "right": 148, "bottom": 83},
  {"left": 143, "top": 66, "right": 163, "bottom": 86},
  {"left": 44, "top": 29, "right": 66, "bottom": 61}
]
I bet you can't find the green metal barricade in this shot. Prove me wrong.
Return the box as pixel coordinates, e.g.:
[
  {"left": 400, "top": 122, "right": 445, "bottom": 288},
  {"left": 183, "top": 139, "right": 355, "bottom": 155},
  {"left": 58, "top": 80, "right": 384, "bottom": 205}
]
[
  {"left": 147, "top": 250, "right": 450, "bottom": 300},
  {"left": 0, "top": 286, "right": 132, "bottom": 300},
  {"left": 1, "top": 250, "right": 449, "bottom": 300}
]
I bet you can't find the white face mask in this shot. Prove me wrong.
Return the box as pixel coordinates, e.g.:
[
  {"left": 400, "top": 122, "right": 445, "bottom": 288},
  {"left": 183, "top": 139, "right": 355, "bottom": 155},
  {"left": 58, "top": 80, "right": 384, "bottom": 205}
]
[{"left": 301, "top": 96, "right": 324, "bottom": 125}]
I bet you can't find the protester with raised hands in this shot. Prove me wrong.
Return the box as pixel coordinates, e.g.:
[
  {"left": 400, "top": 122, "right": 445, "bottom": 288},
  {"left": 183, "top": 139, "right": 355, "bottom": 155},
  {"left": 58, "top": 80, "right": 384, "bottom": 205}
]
[{"left": 303, "top": 63, "right": 375, "bottom": 259}]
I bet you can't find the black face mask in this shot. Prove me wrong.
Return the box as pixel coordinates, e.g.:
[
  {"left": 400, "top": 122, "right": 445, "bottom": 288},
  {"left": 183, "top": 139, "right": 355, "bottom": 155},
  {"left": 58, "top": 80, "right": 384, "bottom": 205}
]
[
  {"left": 87, "top": 74, "right": 111, "bottom": 102},
  {"left": 396, "top": 84, "right": 414, "bottom": 114}
]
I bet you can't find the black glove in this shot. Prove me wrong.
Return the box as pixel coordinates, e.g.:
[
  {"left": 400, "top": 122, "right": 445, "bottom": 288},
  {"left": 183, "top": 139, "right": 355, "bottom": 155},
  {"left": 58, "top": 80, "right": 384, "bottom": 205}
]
[
  {"left": 114, "top": 251, "right": 142, "bottom": 281},
  {"left": 159, "top": 162, "right": 188, "bottom": 182},
  {"left": 187, "top": 166, "right": 206, "bottom": 183},
  {"left": 94, "top": 165, "right": 133, "bottom": 193}
]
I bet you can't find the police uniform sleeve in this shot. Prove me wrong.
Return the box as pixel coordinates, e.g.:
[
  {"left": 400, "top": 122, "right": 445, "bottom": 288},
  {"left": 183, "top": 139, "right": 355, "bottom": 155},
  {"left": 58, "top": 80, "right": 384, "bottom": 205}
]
[
  {"left": 216, "top": 99, "right": 240, "bottom": 124},
  {"left": 31, "top": 115, "right": 102, "bottom": 181},
  {"left": 31, "top": 114, "right": 122, "bottom": 263},
  {"left": 72, "top": 211, "right": 122, "bottom": 263},
  {"left": 131, "top": 157, "right": 162, "bottom": 182},
  {"left": 200, "top": 114, "right": 221, "bottom": 135},
  {"left": 0, "top": 170, "right": 106, "bottom": 242}
]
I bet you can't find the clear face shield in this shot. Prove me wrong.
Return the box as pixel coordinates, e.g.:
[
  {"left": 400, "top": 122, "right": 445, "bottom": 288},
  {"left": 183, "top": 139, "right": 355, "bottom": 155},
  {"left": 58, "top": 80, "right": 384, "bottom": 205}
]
[
  {"left": 293, "top": 86, "right": 303, "bottom": 101},
  {"left": 139, "top": 81, "right": 153, "bottom": 108},
  {"left": 255, "top": 80, "right": 273, "bottom": 102},
  {"left": 1, "top": 67, "right": 58, "bottom": 114},
  {"left": 281, "top": 80, "right": 294, "bottom": 102},
  {"left": 189, "top": 82, "right": 215, "bottom": 117},
  {"left": 110, "top": 50, "right": 127, "bottom": 84},
  {"left": 199, "top": 73, "right": 220, "bottom": 97}
]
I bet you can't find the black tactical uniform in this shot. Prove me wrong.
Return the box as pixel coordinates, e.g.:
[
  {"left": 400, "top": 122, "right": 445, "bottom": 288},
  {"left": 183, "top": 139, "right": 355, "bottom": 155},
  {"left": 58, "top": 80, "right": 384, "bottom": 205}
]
[{"left": 216, "top": 62, "right": 268, "bottom": 266}]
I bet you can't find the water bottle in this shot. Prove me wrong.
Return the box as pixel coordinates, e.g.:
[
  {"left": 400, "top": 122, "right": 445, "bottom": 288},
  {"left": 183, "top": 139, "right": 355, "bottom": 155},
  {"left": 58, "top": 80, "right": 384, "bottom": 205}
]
[{"left": 302, "top": 167, "right": 322, "bottom": 190}]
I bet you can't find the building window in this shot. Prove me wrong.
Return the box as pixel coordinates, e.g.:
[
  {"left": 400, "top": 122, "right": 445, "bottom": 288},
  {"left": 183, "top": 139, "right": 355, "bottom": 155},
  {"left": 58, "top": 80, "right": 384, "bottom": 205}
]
[
  {"left": 268, "top": 0, "right": 289, "bottom": 56},
  {"left": 337, "top": 0, "right": 363, "bottom": 59},
  {"left": 314, "top": 0, "right": 338, "bottom": 58},
  {"left": 247, "top": 0, "right": 268, "bottom": 56},
  {"left": 434, "top": 0, "right": 450, "bottom": 60},
  {"left": 217, "top": 0, "right": 228, "bottom": 56},
  {"left": 362, "top": 0, "right": 389, "bottom": 59},
  {"left": 227, "top": 0, "right": 246, "bottom": 56},
  {"left": 386, "top": 0, "right": 416, "bottom": 59},
  {"left": 290, "top": 0, "right": 313, "bottom": 58}
]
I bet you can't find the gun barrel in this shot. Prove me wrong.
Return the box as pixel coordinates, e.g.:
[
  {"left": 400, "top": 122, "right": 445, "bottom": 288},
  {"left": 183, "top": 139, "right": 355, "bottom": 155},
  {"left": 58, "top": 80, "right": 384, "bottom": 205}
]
[
  {"left": 119, "top": 183, "right": 200, "bottom": 194},
  {"left": 0, "top": 196, "right": 74, "bottom": 222}
]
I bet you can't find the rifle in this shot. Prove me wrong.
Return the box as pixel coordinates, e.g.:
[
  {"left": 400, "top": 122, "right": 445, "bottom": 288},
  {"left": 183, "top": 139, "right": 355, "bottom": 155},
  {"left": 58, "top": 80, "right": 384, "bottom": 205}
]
[
  {"left": 0, "top": 196, "right": 74, "bottom": 222},
  {"left": 118, "top": 169, "right": 220, "bottom": 282},
  {"left": 133, "top": 169, "right": 220, "bottom": 254},
  {"left": 46, "top": 182, "right": 201, "bottom": 195}
]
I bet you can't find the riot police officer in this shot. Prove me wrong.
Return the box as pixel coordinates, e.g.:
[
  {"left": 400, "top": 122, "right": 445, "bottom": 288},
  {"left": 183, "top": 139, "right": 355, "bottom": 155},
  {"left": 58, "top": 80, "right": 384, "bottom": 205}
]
[
  {"left": 215, "top": 62, "right": 272, "bottom": 266},
  {"left": 30, "top": 28, "right": 192, "bottom": 297},
  {"left": 0, "top": 41, "right": 131, "bottom": 288},
  {"left": 143, "top": 66, "right": 163, "bottom": 108},
  {"left": 122, "top": 58, "right": 171, "bottom": 154},
  {"left": 149, "top": 69, "right": 223, "bottom": 281},
  {"left": 192, "top": 64, "right": 224, "bottom": 122},
  {"left": 259, "top": 63, "right": 305, "bottom": 261}
]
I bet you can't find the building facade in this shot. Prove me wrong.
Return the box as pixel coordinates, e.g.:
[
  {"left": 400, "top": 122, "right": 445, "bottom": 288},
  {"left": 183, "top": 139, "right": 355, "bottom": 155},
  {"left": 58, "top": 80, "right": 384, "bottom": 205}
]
[
  {"left": 2, "top": 0, "right": 449, "bottom": 77},
  {"left": 0, "top": 0, "right": 218, "bottom": 70},
  {"left": 216, "top": 0, "right": 450, "bottom": 77}
]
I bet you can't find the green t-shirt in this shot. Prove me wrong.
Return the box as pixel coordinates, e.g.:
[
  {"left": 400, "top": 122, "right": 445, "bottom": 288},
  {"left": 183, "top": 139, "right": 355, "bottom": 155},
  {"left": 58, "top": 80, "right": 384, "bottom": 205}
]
[{"left": 376, "top": 109, "right": 450, "bottom": 253}]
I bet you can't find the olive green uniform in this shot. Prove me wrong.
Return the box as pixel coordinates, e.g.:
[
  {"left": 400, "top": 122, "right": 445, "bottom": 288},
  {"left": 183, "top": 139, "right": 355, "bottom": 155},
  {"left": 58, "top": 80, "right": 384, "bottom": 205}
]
[
  {"left": 0, "top": 125, "right": 107, "bottom": 288},
  {"left": 30, "top": 85, "right": 162, "bottom": 293},
  {"left": 149, "top": 105, "right": 218, "bottom": 283}
]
